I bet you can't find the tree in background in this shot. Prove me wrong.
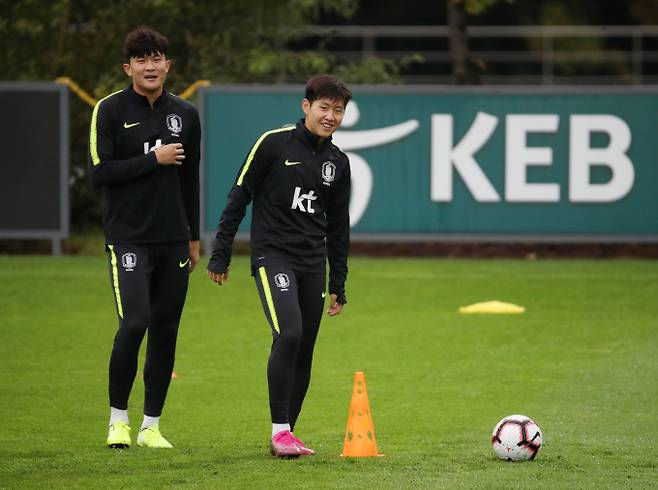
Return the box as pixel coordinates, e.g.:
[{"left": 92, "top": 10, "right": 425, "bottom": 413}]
[
  {"left": 0, "top": 0, "right": 653, "bottom": 232},
  {"left": 447, "top": 0, "right": 513, "bottom": 84},
  {"left": 0, "top": 0, "right": 401, "bottom": 231}
]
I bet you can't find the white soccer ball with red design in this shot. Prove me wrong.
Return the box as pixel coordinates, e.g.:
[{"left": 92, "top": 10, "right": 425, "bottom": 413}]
[{"left": 491, "top": 414, "right": 542, "bottom": 461}]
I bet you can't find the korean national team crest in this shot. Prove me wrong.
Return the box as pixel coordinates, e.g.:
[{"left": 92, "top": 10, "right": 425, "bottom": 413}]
[
  {"left": 274, "top": 273, "right": 290, "bottom": 291},
  {"left": 321, "top": 161, "right": 336, "bottom": 186},
  {"left": 166, "top": 114, "right": 182, "bottom": 135},
  {"left": 121, "top": 252, "right": 137, "bottom": 272}
]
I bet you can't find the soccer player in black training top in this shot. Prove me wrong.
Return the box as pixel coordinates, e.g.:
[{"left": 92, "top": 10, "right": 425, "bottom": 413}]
[
  {"left": 208, "top": 75, "right": 351, "bottom": 458},
  {"left": 89, "top": 26, "right": 201, "bottom": 449}
]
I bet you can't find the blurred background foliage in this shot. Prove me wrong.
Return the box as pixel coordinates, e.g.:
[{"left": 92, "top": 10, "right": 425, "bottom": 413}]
[
  {"left": 1, "top": 0, "right": 377, "bottom": 230},
  {"left": 0, "top": 0, "right": 654, "bottom": 232}
]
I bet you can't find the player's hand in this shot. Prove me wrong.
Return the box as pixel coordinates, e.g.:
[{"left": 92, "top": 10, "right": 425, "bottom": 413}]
[
  {"left": 327, "top": 293, "right": 344, "bottom": 316},
  {"left": 207, "top": 266, "right": 230, "bottom": 285},
  {"left": 155, "top": 143, "right": 185, "bottom": 165},
  {"left": 188, "top": 240, "right": 200, "bottom": 272}
]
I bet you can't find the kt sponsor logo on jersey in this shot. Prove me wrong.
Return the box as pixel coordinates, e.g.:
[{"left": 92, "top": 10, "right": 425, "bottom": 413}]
[
  {"left": 291, "top": 187, "right": 317, "bottom": 214},
  {"left": 144, "top": 139, "right": 163, "bottom": 154}
]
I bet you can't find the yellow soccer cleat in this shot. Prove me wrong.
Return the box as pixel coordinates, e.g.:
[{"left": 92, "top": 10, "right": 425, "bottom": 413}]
[
  {"left": 137, "top": 426, "right": 173, "bottom": 448},
  {"left": 107, "top": 421, "right": 131, "bottom": 448}
]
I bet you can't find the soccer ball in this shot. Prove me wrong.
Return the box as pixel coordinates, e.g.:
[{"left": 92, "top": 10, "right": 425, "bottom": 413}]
[{"left": 491, "top": 414, "right": 542, "bottom": 461}]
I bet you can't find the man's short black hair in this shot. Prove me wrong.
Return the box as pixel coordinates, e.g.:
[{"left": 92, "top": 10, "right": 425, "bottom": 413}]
[
  {"left": 305, "top": 74, "right": 352, "bottom": 106},
  {"left": 123, "top": 26, "right": 168, "bottom": 61}
]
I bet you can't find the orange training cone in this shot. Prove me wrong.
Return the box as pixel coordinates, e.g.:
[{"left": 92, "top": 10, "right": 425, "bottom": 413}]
[{"left": 341, "top": 371, "right": 382, "bottom": 457}]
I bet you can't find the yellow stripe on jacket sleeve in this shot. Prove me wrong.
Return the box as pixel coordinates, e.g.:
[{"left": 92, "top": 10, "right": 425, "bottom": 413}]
[
  {"left": 258, "top": 266, "right": 279, "bottom": 333},
  {"left": 89, "top": 90, "right": 122, "bottom": 166},
  {"left": 236, "top": 126, "right": 295, "bottom": 186},
  {"left": 108, "top": 245, "right": 124, "bottom": 319}
]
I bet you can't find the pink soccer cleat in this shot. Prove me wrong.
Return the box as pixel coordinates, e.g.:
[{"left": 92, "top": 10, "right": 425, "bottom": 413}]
[
  {"left": 270, "top": 430, "right": 311, "bottom": 458},
  {"left": 290, "top": 433, "right": 315, "bottom": 455}
]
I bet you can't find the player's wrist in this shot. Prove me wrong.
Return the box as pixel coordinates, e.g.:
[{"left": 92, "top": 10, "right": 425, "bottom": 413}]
[
  {"left": 207, "top": 258, "right": 226, "bottom": 274},
  {"left": 330, "top": 290, "right": 347, "bottom": 304},
  {"left": 146, "top": 151, "right": 159, "bottom": 167},
  {"left": 154, "top": 149, "right": 169, "bottom": 165}
]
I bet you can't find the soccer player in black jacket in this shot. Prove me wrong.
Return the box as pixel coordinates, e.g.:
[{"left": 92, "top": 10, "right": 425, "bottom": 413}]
[
  {"left": 208, "top": 75, "right": 351, "bottom": 457},
  {"left": 89, "top": 26, "right": 200, "bottom": 449}
]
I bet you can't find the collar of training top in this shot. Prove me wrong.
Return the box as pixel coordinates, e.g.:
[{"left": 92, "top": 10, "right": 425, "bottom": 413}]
[
  {"left": 296, "top": 118, "right": 333, "bottom": 151},
  {"left": 127, "top": 84, "right": 170, "bottom": 107}
]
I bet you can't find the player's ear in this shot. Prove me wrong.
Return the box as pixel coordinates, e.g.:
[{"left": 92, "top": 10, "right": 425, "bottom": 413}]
[
  {"left": 165, "top": 58, "right": 171, "bottom": 73},
  {"left": 302, "top": 98, "right": 311, "bottom": 116},
  {"left": 122, "top": 63, "right": 132, "bottom": 77}
]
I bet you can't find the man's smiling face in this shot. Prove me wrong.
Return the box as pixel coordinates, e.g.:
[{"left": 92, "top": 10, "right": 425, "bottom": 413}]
[
  {"left": 123, "top": 52, "right": 170, "bottom": 96},
  {"left": 302, "top": 97, "right": 346, "bottom": 139}
]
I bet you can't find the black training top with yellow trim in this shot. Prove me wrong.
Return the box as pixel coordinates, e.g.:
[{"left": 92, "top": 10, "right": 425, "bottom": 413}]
[
  {"left": 89, "top": 85, "right": 201, "bottom": 244},
  {"left": 208, "top": 119, "right": 350, "bottom": 303}
]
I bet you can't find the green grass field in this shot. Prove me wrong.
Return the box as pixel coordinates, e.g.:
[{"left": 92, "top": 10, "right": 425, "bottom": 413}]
[{"left": 1, "top": 255, "right": 657, "bottom": 489}]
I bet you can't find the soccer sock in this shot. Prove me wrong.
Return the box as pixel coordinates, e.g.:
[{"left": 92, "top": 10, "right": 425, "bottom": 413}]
[
  {"left": 109, "top": 407, "right": 129, "bottom": 426},
  {"left": 141, "top": 415, "right": 160, "bottom": 430},
  {"left": 272, "top": 423, "right": 291, "bottom": 437}
]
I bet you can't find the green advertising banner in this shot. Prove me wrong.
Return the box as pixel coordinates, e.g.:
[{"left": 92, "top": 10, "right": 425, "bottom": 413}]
[{"left": 200, "top": 86, "right": 658, "bottom": 241}]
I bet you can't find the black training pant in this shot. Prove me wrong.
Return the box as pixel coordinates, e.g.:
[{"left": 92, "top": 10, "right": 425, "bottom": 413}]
[
  {"left": 106, "top": 241, "right": 189, "bottom": 417},
  {"left": 254, "top": 263, "right": 326, "bottom": 429}
]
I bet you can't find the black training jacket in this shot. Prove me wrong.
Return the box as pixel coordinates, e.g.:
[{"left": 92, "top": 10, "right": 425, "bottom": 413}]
[
  {"left": 89, "top": 85, "right": 200, "bottom": 244},
  {"left": 208, "top": 119, "right": 351, "bottom": 303}
]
